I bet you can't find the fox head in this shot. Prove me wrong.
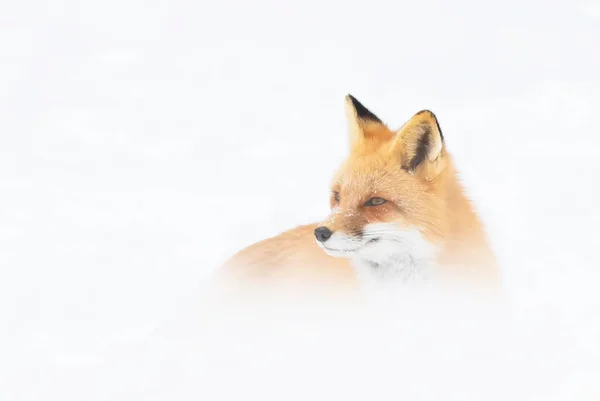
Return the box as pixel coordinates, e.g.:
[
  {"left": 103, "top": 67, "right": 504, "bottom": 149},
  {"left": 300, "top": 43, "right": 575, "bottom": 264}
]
[{"left": 314, "top": 95, "right": 460, "bottom": 278}]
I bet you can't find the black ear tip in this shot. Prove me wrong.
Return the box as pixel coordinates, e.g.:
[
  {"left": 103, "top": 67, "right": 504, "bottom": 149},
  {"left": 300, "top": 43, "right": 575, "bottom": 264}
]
[
  {"left": 347, "top": 94, "right": 363, "bottom": 110},
  {"left": 346, "top": 94, "right": 382, "bottom": 123},
  {"left": 415, "top": 109, "right": 436, "bottom": 119},
  {"left": 415, "top": 109, "right": 444, "bottom": 142}
]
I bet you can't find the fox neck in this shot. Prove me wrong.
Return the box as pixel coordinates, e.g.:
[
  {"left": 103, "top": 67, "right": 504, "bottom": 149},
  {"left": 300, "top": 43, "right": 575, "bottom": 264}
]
[
  {"left": 350, "top": 253, "right": 437, "bottom": 289},
  {"left": 347, "top": 225, "right": 441, "bottom": 287},
  {"left": 434, "top": 158, "right": 499, "bottom": 280}
]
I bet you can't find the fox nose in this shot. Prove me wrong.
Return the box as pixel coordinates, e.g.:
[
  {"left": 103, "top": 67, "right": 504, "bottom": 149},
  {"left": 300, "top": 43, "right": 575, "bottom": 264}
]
[{"left": 314, "top": 226, "right": 333, "bottom": 242}]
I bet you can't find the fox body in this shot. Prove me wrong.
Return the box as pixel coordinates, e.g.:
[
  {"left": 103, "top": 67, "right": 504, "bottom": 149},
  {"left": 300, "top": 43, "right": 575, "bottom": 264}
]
[{"left": 220, "top": 96, "right": 499, "bottom": 293}]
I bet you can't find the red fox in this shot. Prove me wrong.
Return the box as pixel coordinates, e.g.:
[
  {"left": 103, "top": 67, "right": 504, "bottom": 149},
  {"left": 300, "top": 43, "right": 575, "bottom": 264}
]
[{"left": 219, "top": 95, "right": 500, "bottom": 293}]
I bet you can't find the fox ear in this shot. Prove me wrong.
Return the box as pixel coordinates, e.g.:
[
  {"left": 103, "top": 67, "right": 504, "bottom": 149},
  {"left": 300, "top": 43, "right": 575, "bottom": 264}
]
[
  {"left": 345, "top": 94, "right": 383, "bottom": 147},
  {"left": 392, "top": 110, "right": 445, "bottom": 176}
]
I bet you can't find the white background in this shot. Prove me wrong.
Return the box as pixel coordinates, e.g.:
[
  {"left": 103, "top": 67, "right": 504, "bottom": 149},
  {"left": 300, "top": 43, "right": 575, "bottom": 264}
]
[{"left": 2, "top": 0, "right": 600, "bottom": 399}]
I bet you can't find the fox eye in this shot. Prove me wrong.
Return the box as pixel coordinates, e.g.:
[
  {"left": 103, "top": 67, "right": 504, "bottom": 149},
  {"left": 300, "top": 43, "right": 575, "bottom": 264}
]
[
  {"left": 333, "top": 191, "right": 340, "bottom": 202},
  {"left": 365, "top": 197, "right": 386, "bottom": 207}
]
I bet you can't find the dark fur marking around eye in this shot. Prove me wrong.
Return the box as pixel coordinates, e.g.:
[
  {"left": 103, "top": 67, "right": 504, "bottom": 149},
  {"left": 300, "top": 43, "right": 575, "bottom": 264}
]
[{"left": 348, "top": 94, "right": 382, "bottom": 123}]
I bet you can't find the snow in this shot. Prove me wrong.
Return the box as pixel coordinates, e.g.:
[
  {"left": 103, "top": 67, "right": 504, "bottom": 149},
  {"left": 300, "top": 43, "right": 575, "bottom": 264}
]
[{"left": 1, "top": 0, "right": 600, "bottom": 400}]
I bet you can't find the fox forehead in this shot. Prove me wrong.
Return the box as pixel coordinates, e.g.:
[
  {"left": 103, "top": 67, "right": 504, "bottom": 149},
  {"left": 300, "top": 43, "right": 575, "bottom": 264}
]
[{"left": 331, "top": 154, "right": 418, "bottom": 199}]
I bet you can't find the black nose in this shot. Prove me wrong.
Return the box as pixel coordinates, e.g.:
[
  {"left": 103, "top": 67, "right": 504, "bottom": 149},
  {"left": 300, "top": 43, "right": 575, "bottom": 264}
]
[{"left": 314, "top": 226, "right": 333, "bottom": 242}]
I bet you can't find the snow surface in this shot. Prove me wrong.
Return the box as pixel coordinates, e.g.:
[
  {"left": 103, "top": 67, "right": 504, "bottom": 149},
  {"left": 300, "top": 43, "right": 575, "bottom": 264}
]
[{"left": 2, "top": 0, "right": 600, "bottom": 400}]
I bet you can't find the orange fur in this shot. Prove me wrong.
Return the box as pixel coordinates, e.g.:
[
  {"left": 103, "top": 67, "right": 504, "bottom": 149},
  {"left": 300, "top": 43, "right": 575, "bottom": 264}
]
[
  {"left": 219, "top": 95, "right": 500, "bottom": 294},
  {"left": 217, "top": 223, "right": 358, "bottom": 296}
]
